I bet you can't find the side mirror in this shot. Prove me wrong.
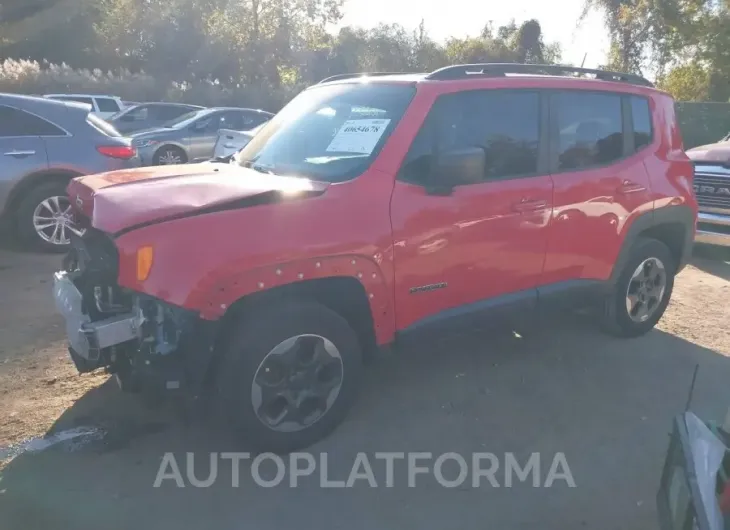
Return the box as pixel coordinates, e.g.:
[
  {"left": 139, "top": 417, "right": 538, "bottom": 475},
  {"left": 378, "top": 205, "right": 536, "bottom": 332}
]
[{"left": 425, "top": 147, "right": 486, "bottom": 195}]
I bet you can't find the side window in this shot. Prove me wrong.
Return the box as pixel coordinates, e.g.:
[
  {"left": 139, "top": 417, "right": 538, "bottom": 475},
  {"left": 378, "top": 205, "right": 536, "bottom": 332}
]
[
  {"left": 399, "top": 90, "right": 541, "bottom": 185},
  {"left": 553, "top": 92, "right": 624, "bottom": 171},
  {"left": 194, "top": 113, "right": 220, "bottom": 132},
  {"left": 123, "top": 106, "right": 149, "bottom": 121},
  {"left": 0, "top": 105, "right": 65, "bottom": 137},
  {"left": 155, "top": 106, "right": 190, "bottom": 121},
  {"left": 96, "top": 98, "right": 121, "bottom": 113},
  {"left": 243, "top": 112, "right": 269, "bottom": 128},
  {"left": 631, "top": 96, "right": 653, "bottom": 151},
  {"left": 220, "top": 112, "right": 245, "bottom": 131}
]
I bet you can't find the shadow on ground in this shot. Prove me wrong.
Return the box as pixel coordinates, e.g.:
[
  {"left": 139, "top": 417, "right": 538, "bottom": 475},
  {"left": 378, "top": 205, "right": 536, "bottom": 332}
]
[
  {"left": 1, "top": 314, "right": 730, "bottom": 530},
  {"left": 692, "top": 244, "right": 730, "bottom": 281}
]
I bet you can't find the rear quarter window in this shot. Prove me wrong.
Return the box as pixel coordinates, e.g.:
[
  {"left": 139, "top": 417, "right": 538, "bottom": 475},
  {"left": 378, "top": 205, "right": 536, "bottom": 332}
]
[{"left": 630, "top": 96, "right": 653, "bottom": 150}]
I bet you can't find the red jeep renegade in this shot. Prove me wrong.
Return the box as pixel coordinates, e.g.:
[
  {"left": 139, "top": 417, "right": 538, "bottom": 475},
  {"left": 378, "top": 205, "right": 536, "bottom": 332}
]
[{"left": 54, "top": 64, "right": 697, "bottom": 452}]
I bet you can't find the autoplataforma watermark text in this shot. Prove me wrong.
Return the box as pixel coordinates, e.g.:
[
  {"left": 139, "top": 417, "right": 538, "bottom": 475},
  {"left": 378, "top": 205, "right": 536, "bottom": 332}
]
[{"left": 153, "top": 451, "right": 576, "bottom": 489}]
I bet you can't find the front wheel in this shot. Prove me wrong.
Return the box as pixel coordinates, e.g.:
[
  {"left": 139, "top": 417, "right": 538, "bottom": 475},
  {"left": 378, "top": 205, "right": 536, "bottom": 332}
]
[
  {"left": 600, "top": 237, "right": 675, "bottom": 337},
  {"left": 215, "top": 301, "right": 363, "bottom": 453}
]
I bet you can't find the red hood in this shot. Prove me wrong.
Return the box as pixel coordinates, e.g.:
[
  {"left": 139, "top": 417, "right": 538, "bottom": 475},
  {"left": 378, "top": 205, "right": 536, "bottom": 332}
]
[
  {"left": 687, "top": 141, "right": 730, "bottom": 164},
  {"left": 67, "top": 163, "right": 328, "bottom": 234}
]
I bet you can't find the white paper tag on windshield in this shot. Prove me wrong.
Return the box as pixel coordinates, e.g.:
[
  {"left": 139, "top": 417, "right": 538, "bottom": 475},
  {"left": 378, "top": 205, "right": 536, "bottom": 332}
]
[{"left": 326, "top": 119, "right": 391, "bottom": 154}]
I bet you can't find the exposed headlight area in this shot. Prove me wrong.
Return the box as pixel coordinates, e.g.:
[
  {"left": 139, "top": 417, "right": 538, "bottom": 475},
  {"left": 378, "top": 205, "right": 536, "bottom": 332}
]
[{"left": 56, "top": 228, "right": 201, "bottom": 392}]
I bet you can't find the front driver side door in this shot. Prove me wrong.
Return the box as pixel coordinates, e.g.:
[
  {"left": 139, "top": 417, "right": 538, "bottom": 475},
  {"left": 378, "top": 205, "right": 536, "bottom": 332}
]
[
  {"left": 186, "top": 112, "right": 223, "bottom": 162},
  {"left": 390, "top": 89, "right": 553, "bottom": 333}
]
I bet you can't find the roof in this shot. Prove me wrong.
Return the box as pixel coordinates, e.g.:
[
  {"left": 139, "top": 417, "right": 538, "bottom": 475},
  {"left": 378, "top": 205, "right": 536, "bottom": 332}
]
[
  {"left": 316, "top": 64, "right": 656, "bottom": 91},
  {"left": 44, "top": 93, "right": 121, "bottom": 99},
  {"left": 0, "top": 92, "right": 83, "bottom": 110}
]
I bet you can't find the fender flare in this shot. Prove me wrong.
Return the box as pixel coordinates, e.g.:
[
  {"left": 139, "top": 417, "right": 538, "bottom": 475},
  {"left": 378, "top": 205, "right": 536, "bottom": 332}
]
[
  {"left": 195, "top": 254, "right": 396, "bottom": 345},
  {"left": 609, "top": 204, "right": 695, "bottom": 284}
]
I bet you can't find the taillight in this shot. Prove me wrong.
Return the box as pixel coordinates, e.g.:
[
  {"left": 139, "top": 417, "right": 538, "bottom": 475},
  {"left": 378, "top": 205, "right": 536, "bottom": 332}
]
[{"left": 97, "top": 145, "right": 136, "bottom": 159}]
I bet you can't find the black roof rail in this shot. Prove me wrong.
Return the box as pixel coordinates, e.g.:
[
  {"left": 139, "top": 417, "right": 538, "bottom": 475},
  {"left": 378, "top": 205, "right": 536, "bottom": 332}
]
[
  {"left": 425, "top": 63, "right": 654, "bottom": 87},
  {"left": 317, "top": 72, "right": 415, "bottom": 84}
]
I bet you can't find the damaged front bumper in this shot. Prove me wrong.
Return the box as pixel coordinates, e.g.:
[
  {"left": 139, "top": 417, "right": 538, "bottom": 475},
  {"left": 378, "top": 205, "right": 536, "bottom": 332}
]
[
  {"left": 53, "top": 271, "right": 143, "bottom": 366},
  {"left": 52, "top": 265, "right": 218, "bottom": 396}
]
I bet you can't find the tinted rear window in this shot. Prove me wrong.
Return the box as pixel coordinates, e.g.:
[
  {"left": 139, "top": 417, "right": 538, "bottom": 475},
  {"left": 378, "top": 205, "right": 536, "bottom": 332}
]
[
  {"left": 87, "top": 113, "right": 122, "bottom": 137},
  {"left": 0, "top": 105, "right": 66, "bottom": 136}
]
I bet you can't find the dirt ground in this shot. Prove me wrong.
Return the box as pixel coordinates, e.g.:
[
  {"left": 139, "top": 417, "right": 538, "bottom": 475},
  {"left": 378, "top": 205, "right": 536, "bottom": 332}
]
[{"left": 2, "top": 235, "right": 730, "bottom": 530}]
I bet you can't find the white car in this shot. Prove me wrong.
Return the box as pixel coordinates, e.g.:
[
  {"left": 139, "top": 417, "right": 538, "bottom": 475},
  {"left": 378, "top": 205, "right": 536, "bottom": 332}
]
[{"left": 43, "top": 94, "right": 126, "bottom": 119}]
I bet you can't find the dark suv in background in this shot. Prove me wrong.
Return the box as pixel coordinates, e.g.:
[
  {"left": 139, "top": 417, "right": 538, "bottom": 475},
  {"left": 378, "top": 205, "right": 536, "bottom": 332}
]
[{"left": 0, "top": 93, "right": 140, "bottom": 252}]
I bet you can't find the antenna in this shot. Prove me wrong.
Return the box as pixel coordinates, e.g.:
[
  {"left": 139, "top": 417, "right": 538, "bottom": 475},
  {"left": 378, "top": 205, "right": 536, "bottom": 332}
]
[
  {"left": 684, "top": 364, "right": 700, "bottom": 412},
  {"left": 580, "top": 53, "right": 588, "bottom": 68}
]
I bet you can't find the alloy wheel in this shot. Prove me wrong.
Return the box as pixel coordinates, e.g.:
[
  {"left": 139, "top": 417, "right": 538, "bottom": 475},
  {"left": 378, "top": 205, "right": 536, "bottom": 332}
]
[
  {"left": 251, "top": 334, "right": 344, "bottom": 433},
  {"left": 32, "top": 195, "right": 84, "bottom": 246},
  {"left": 158, "top": 150, "right": 183, "bottom": 165},
  {"left": 625, "top": 257, "right": 667, "bottom": 323}
]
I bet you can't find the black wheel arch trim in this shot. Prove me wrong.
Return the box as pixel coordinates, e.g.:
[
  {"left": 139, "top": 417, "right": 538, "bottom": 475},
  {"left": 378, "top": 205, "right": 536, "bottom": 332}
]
[{"left": 609, "top": 204, "right": 695, "bottom": 285}]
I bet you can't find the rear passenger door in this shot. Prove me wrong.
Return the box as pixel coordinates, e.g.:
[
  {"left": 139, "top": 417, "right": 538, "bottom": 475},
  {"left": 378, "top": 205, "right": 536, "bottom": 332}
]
[
  {"left": 542, "top": 91, "right": 654, "bottom": 287},
  {"left": 0, "top": 105, "right": 51, "bottom": 201}
]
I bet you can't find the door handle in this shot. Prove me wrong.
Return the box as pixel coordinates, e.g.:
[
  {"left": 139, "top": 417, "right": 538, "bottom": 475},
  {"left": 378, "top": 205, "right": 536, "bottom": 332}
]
[
  {"left": 512, "top": 198, "right": 547, "bottom": 212},
  {"left": 4, "top": 150, "right": 36, "bottom": 158},
  {"left": 617, "top": 180, "right": 646, "bottom": 194}
]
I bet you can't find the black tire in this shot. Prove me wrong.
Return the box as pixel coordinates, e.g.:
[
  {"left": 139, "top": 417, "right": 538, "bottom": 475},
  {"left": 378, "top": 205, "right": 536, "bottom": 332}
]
[
  {"left": 600, "top": 237, "right": 675, "bottom": 338},
  {"left": 152, "top": 145, "right": 187, "bottom": 166},
  {"left": 15, "top": 181, "right": 74, "bottom": 253},
  {"left": 215, "top": 300, "right": 363, "bottom": 453}
]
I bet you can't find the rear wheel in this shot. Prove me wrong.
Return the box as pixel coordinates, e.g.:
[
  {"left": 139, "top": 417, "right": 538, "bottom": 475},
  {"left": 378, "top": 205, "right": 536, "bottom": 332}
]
[
  {"left": 599, "top": 237, "right": 675, "bottom": 337},
  {"left": 215, "top": 300, "right": 363, "bottom": 453},
  {"left": 15, "top": 181, "right": 85, "bottom": 252},
  {"left": 153, "top": 146, "right": 187, "bottom": 165}
]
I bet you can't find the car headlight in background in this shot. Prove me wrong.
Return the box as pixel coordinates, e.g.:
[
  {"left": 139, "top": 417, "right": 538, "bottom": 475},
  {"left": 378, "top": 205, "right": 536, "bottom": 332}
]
[{"left": 132, "top": 139, "right": 160, "bottom": 148}]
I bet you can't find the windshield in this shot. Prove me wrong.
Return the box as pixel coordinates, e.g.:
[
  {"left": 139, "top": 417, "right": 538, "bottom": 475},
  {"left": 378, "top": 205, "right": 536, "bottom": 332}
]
[
  {"left": 162, "top": 109, "right": 208, "bottom": 128},
  {"left": 237, "top": 83, "right": 415, "bottom": 182}
]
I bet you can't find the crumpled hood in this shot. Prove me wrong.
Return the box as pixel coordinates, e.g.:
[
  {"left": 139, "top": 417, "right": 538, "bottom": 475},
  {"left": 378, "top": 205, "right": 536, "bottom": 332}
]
[
  {"left": 687, "top": 141, "right": 730, "bottom": 164},
  {"left": 67, "top": 163, "right": 328, "bottom": 234}
]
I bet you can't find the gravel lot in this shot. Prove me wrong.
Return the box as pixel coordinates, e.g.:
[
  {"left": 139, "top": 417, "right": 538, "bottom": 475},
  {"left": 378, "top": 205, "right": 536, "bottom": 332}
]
[{"left": 2, "top": 235, "right": 730, "bottom": 530}]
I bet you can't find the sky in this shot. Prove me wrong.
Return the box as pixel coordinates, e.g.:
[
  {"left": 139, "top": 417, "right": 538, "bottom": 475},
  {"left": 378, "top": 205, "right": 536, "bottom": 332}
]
[{"left": 338, "top": 0, "right": 611, "bottom": 69}]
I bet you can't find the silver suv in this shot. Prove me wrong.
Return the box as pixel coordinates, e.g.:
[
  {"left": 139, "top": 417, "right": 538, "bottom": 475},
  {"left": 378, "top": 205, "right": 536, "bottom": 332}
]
[{"left": 0, "top": 93, "right": 140, "bottom": 252}]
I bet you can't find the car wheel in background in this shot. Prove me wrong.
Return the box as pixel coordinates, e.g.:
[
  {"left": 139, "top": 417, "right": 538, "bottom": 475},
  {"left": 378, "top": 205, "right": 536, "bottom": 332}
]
[
  {"left": 15, "top": 181, "right": 85, "bottom": 253},
  {"left": 153, "top": 146, "right": 187, "bottom": 165}
]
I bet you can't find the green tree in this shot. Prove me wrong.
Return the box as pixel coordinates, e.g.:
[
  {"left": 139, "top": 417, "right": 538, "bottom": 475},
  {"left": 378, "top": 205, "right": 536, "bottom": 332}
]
[{"left": 657, "top": 61, "right": 710, "bottom": 100}]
